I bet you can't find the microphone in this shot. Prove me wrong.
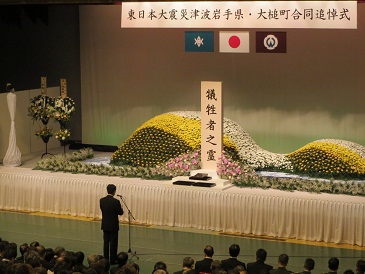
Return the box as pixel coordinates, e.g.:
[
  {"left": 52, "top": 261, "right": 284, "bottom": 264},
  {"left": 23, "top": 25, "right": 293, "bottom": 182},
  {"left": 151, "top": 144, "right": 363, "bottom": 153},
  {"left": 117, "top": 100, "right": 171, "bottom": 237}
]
[{"left": 116, "top": 194, "right": 123, "bottom": 198}]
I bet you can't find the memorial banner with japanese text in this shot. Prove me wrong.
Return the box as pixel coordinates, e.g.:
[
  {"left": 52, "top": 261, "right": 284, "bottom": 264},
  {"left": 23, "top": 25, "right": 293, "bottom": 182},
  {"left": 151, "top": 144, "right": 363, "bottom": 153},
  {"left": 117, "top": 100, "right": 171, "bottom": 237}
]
[
  {"left": 201, "top": 81, "right": 223, "bottom": 171},
  {"left": 121, "top": 1, "right": 357, "bottom": 29}
]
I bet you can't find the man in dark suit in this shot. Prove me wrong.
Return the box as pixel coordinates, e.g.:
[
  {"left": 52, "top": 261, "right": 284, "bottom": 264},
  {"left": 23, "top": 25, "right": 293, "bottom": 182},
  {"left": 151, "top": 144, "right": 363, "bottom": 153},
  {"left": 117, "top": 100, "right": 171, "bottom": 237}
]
[
  {"left": 269, "top": 254, "right": 291, "bottom": 274},
  {"left": 173, "top": 257, "right": 196, "bottom": 274},
  {"left": 298, "top": 258, "right": 315, "bottom": 274},
  {"left": 325, "top": 257, "right": 339, "bottom": 274},
  {"left": 195, "top": 245, "right": 214, "bottom": 274},
  {"left": 100, "top": 184, "right": 124, "bottom": 265},
  {"left": 221, "top": 244, "right": 246, "bottom": 273},
  {"left": 247, "top": 249, "right": 273, "bottom": 274},
  {"left": 356, "top": 260, "right": 365, "bottom": 274}
]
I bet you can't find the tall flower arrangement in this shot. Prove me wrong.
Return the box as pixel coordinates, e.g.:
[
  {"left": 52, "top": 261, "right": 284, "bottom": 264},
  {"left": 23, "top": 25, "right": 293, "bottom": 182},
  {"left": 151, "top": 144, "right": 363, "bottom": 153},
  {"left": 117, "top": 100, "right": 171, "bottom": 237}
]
[
  {"left": 50, "top": 96, "right": 76, "bottom": 128},
  {"left": 28, "top": 82, "right": 76, "bottom": 154},
  {"left": 28, "top": 95, "right": 55, "bottom": 143},
  {"left": 28, "top": 95, "right": 54, "bottom": 124},
  {"left": 49, "top": 96, "right": 75, "bottom": 151}
]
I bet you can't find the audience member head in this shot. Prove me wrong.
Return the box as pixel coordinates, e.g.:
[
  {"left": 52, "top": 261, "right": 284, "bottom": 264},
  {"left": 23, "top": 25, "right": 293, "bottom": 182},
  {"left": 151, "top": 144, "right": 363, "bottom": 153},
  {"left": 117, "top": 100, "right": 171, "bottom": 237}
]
[
  {"left": 343, "top": 270, "right": 355, "bottom": 274},
  {"left": 56, "top": 271, "right": 72, "bottom": 274},
  {"left": 107, "top": 184, "right": 117, "bottom": 195},
  {"left": 278, "top": 254, "right": 289, "bottom": 267},
  {"left": 5, "top": 263, "right": 33, "bottom": 274},
  {"left": 3, "top": 246, "right": 17, "bottom": 260},
  {"left": 328, "top": 257, "right": 340, "bottom": 272},
  {"left": 100, "top": 258, "right": 111, "bottom": 274},
  {"left": 228, "top": 244, "right": 240, "bottom": 258},
  {"left": 44, "top": 248, "right": 55, "bottom": 263},
  {"left": 7, "top": 243, "right": 18, "bottom": 257},
  {"left": 83, "top": 268, "right": 98, "bottom": 274},
  {"left": 90, "top": 261, "right": 106, "bottom": 274},
  {"left": 116, "top": 252, "right": 129, "bottom": 267},
  {"left": 0, "top": 260, "right": 13, "bottom": 274},
  {"left": 211, "top": 260, "right": 222, "bottom": 274},
  {"left": 204, "top": 245, "right": 214, "bottom": 258},
  {"left": 19, "top": 244, "right": 29, "bottom": 257},
  {"left": 24, "top": 250, "right": 42, "bottom": 268},
  {"left": 30, "top": 242, "right": 40, "bottom": 248},
  {"left": 0, "top": 241, "right": 7, "bottom": 256},
  {"left": 303, "top": 258, "right": 315, "bottom": 272},
  {"left": 54, "top": 246, "right": 66, "bottom": 258},
  {"left": 182, "top": 257, "right": 194, "bottom": 269},
  {"left": 183, "top": 270, "right": 196, "bottom": 274},
  {"left": 256, "top": 249, "right": 267, "bottom": 262},
  {"left": 129, "top": 262, "right": 140, "bottom": 274},
  {"left": 74, "top": 251, "right": 85, "bottom": 265},
  {"left": 36, "top": 245, "right": 46, "bottom": 258},
  {"left": 213, "top": 270, "right": 227, "bottom": 274},
  {"left": 153, "top": 261, "right": 167, "bottom": 272},
  {"left": 153, "top": 270, "right": 167, "bottom": 274},
  {"left": 33, "top": 267, "right": 48, "bottom": 274},
  {"left": 53, "top": 260, "right": 72, "bottom": 274},
  {"left": 87, "top": 254, "right": 100, "bottom": 267},
  {"left": 116, "top": 265, "right": 138, "bottom": 274},
  {"left": 232, "top": 265, "right": 247, "bottom": 274},
  {"left": 356, "top": 260, "right": 365, "bottom": 274}
]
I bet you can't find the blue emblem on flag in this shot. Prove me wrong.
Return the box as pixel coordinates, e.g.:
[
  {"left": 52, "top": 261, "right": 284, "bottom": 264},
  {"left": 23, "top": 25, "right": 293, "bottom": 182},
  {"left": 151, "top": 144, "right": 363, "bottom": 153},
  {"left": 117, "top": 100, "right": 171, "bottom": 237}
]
[{"left": 185, "top": 31, "right": 214, "bottom": 52}]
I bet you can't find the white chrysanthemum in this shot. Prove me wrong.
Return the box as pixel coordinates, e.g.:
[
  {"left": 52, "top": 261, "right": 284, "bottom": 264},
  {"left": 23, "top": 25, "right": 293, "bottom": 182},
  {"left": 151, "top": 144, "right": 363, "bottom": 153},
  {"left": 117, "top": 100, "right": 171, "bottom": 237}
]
[{"left": 169, "top": 111, "right": 293, "bottom": 170}]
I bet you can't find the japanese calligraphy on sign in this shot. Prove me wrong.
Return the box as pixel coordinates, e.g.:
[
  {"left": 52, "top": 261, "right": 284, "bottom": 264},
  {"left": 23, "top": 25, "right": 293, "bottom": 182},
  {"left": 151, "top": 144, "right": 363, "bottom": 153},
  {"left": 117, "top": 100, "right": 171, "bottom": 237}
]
[
  {"left": 41, "top": 77, "right": 47, "bottom": 95},
  {"left": 121, "top": 1, "right": 356, "bottom": 29},
  {"left": 60, "top": 79, "right": 67, "bottom": 98},
  {"left": 201, "top": 81, "right": 223, "bottom": 171}
]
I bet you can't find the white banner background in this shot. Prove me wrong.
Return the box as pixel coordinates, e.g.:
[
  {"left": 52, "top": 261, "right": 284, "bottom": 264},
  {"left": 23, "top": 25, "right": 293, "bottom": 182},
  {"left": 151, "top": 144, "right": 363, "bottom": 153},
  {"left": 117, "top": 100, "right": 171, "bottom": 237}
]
[{"left": 121, "top": 1, "right": 357, "bottom": 29}]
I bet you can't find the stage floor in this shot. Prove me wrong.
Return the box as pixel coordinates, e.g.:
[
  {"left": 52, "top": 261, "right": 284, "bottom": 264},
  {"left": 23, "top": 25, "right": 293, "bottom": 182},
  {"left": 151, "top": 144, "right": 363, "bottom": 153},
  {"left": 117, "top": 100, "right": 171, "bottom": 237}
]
[
  {"left": 1, "top": 147, "right": 365, "bottom": 247},
  {"left": 1, "top": 210, "right": 365, "bottom": 274}
]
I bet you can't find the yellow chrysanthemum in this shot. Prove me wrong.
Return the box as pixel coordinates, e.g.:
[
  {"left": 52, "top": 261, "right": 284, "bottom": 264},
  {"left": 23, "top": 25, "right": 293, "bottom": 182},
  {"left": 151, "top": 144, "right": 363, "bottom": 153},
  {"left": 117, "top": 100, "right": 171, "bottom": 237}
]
[{"left": 287, "top": 141, "right": 365, "bottom": 177}]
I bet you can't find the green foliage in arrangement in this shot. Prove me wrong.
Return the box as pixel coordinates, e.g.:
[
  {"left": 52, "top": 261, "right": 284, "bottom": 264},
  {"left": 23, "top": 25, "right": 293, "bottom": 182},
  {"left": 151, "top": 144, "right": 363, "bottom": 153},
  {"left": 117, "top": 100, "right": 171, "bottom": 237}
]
[
  {"left": 287, "top": 141, "right": 365, "bottom": 179},
  {"left": 110, "top": 113, "right": 239, "bottom": 167}
]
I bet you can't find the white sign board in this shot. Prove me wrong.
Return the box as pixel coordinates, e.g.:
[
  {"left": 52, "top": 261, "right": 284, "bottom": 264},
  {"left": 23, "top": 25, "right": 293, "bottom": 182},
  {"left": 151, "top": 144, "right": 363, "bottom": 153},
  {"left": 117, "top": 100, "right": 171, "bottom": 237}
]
[
  {"left": 121, "top": 1, "right": 357, "bottom": 29},
  {"left": 201, "top": 81, "right": 223, "bottom": 171}
]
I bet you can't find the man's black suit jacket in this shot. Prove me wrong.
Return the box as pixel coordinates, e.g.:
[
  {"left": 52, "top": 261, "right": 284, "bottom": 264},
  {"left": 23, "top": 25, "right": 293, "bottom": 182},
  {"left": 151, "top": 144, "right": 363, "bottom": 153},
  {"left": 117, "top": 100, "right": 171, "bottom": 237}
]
[
  {"left": 100, "top": 194, "right": 124, "bottom": 231},
  {"left": 221, "top": 258, "right": 246, "bottom": 272},
  {"left": 269, "top": 267, "right": 292, "bottom": 274},
  {"left": 195, "top": 258, "right": 213, "bottom": 273},
  {"left": 247, "top": 261, "right": 273, "bottom": 274}
]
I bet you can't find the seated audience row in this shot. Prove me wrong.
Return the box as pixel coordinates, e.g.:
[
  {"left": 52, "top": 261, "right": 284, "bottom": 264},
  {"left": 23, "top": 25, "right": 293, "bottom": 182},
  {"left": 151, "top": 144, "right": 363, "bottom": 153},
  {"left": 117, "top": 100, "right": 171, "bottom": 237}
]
[{"left": 1, "top": 238, "right": 365, "bottom": 274}]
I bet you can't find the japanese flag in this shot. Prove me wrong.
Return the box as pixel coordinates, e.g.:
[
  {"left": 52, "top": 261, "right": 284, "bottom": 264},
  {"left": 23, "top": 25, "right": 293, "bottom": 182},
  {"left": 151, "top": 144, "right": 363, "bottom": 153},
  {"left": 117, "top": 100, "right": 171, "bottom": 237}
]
[{"left": 219, "top": 31, "right": 249, "bottom": 53}]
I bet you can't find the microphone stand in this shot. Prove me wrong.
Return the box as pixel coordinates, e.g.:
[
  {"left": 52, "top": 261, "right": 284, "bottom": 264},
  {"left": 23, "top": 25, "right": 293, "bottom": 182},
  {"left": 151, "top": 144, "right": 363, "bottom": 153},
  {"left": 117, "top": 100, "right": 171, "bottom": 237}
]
[{"left": 118, "top": 195, "right": 139, "bottom": 260}]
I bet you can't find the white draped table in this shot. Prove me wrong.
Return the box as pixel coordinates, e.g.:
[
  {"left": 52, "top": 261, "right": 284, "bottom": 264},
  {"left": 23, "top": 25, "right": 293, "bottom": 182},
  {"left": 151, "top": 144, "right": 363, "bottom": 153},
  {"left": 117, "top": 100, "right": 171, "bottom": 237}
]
[{"left": 1, "top": 166, "right": 364, "bottom": 246}]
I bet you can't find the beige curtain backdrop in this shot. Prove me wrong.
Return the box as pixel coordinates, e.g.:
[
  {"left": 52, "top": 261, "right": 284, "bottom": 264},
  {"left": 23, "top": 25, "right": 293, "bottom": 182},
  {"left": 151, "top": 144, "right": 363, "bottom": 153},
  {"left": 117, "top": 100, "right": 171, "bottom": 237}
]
[{"left": 80, "top": 5, "right": 365, "bottom": 153}]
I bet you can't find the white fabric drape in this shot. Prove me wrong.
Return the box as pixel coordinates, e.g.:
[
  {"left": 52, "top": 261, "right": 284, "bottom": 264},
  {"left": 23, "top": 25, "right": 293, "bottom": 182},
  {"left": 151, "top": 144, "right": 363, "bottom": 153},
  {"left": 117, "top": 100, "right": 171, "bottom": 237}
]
[
  {"left": 3, "top": 92, "right": 21, "bottom": 166},
  {"left": 1, "top": 167, "right": 365, "bottom": 246}
]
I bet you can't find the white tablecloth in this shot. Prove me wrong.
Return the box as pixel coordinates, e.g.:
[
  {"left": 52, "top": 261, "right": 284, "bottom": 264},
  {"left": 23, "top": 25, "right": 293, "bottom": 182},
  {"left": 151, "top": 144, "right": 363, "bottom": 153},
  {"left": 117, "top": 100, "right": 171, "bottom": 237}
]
[{"left": 1, "top": 166, "right": 364, "bottom": 246}]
